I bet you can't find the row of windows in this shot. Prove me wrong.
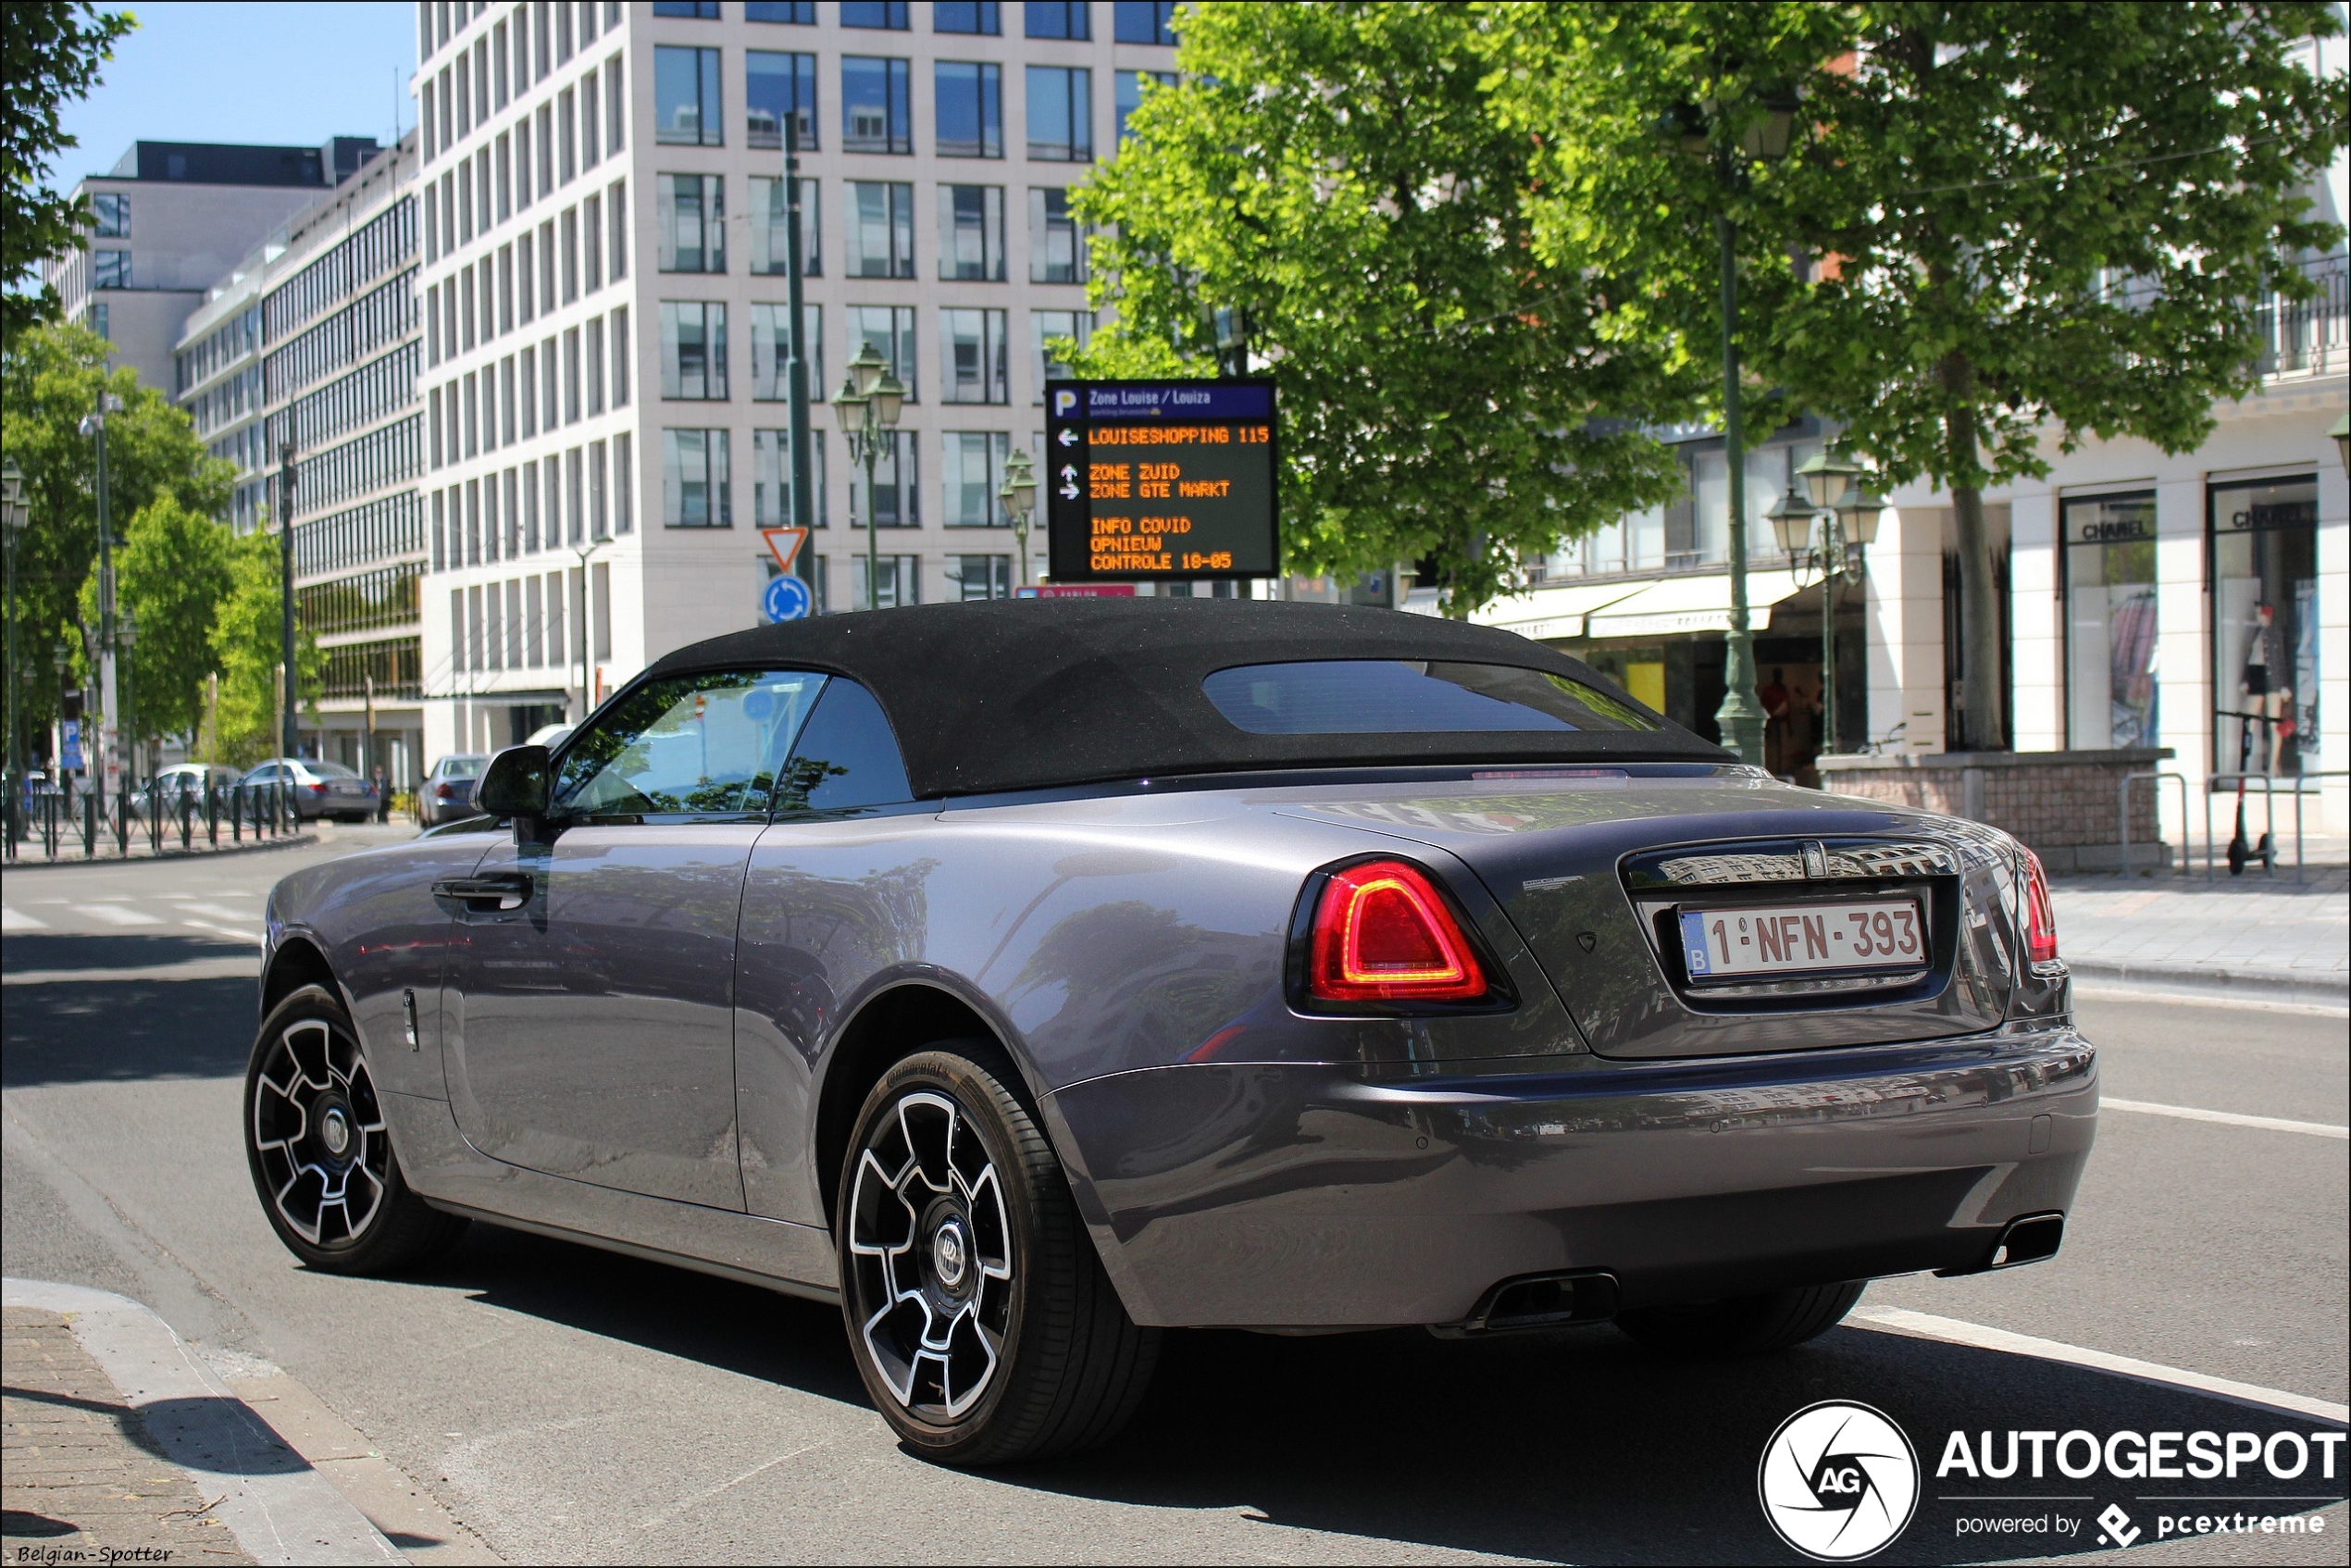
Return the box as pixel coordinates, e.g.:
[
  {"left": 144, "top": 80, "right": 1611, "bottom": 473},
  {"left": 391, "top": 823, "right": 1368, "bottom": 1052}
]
[
  {"left": 321, "top": 636, "right": 423, "bottom": 702},
  {"left": 446, "top": 567, "right": 605, "bottom": 675},
  {"left": 654, "top": 175, "right": 1083, "bottom": 283},
  {"left": 423, "top": 1, "right": 620, "bottom": 160},
  {"left": 190, "top": 365, "right": 263, "bottom": 439},
  {"left": 267, "top": 342, "right": 419, "bottom": 457},
  {"left": 429, "top": 438, "right": 636, "bottom": 573},
  {"left": 263, "top": 199, "right": 418, "bottom": 347},
  {"left": 212, "top": 425, "right": 267, "bottom": 482},
  {"left": 294, "top": 492, "right": 426, "bottom": 576},
  {"left": 294, "top": 416, "right": 424, "bottom": 516},
  {"left": 298, "top": 564, "right": 424, "bottom": 638},
  {"left": 429, "top": 309, "right": 632, "bottom": 469},
  {"left": 657, "top": 425, "right": 1024, "bottom": 529},
  {"left": 264, "top": 271, "right": 418, "bottom": 405},
  {"left": 647, "top": 1, "right": 1176, "bottom": 44},
  {"left": 644, "top": 300, "right": 1089, "bottom": 405},
  {"left": 427, "top": 183, "right": 628, "bottom": 367},
  {"left": 177, "top": 306, "right": 259, "bottom": 396},
  {"left": 422, "top": 65, "right": 622, "bottom": 260}
]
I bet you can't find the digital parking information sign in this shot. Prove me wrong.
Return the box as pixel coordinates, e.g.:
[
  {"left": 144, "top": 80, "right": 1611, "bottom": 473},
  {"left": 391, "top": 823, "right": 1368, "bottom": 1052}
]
[{"left": 1045, "top": 379, "right": 1279, "bottom": 583}]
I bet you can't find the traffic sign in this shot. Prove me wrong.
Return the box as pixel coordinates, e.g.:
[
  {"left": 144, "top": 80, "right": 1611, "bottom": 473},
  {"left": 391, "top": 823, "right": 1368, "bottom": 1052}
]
[
  {"left": 1044, "top": 379, "right": 1278, "bottom": 584},
  {"left": 763, "top": 573, "right": 813, "bottom": 622}
]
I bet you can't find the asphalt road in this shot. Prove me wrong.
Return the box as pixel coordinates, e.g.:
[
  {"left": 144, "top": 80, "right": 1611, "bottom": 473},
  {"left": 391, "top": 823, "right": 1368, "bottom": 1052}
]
[{"left": 4, "top": 828, "right": 2345, "bottom": 1565}]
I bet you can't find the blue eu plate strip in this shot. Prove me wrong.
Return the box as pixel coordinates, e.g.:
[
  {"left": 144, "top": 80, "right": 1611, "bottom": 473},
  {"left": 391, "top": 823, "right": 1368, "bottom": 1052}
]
[{"left": 1680, "top": 910, "right": 1712, "bottom": 976}]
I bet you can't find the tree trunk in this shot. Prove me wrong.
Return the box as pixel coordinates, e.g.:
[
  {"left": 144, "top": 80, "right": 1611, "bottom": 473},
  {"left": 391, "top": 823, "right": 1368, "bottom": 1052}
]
[{"left": 1937, "top": 356, "right": 2005, "bottom": 752}]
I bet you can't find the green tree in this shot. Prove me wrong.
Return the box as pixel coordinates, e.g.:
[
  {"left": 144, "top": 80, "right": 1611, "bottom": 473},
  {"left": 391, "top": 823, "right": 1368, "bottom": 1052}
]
[
  {"left": 2, "top": 321, "right": 233, "bottom": 744},
  {"left": 1069, "top": 1, "right": 1700, "bottom": 615},
  {"left": 207, "top": 523, "right": 320, "bottom": 769},
  {"left": 2, "top": 3, "right": 137, "bottom": 347},
  {"left": 78, "top": 493, "right": 232, "bottom": 742},
  {"left": 1496, "top": 1, "right": 2345, "bottom": 749}
]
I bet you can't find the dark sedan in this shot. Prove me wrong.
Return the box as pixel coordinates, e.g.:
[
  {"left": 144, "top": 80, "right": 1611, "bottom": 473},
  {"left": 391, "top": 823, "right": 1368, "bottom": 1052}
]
[{"left": 244, "top": 600, "right": 2094, "bottom": 1465}]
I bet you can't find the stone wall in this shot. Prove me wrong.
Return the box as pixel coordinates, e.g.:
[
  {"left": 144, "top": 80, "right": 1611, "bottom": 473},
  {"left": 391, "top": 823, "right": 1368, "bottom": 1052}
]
[{"left": 1814, "top": 749, "right": 2175, "bottom": 873}]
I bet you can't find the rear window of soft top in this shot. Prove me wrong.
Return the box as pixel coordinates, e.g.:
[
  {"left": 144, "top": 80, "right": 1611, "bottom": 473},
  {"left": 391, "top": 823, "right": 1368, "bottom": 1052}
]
[{"left": 1201, "top": 660, "right": 1658, "bottom": 735}]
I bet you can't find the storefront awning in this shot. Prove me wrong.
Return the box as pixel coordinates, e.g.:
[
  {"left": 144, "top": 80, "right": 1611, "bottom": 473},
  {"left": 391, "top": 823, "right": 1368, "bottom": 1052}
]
[
  {"left": 1581, "top": 569, "right": 1804, "bottom": 641},
  {"left": 1475, "top": 579, "right": 1651, "bottom": 642}
]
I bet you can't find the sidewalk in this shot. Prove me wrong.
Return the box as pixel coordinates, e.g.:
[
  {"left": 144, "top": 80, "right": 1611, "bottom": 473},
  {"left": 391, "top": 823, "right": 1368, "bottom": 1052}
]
[{"left": 2053, "top": 862, "right": 2349, "bottom": 1009}]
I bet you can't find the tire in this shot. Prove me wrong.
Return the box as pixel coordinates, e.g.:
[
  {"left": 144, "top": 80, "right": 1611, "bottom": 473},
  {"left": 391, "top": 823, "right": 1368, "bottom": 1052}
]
[
  {"left": 1614, "top": 1281, "right": 1865, "bottom": 1357},
  {"left": 244, "top": 983, "right": 467, "bottom": 1276},
  {"left": 837, "top": 1042, "right": 1159, "bottom": 1466}
]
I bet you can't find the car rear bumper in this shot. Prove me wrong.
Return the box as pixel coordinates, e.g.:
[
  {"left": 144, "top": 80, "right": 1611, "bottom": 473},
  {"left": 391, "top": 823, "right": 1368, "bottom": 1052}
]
[{"left": 1043, "top": 1022, "right": 2096, "bottom": 1328}]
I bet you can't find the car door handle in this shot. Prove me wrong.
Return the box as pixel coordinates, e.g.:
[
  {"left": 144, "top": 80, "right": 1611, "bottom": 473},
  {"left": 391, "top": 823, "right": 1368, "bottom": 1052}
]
[{"left": 432, "top": 871, "right": 535, "bottom": 911}]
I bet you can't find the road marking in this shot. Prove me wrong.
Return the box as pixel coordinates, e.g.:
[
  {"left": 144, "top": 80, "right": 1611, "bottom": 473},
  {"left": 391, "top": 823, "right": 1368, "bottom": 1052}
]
[
  {"left": 168, "top": 900, "right": 255, "bottom": 921},
  {"left": 1, "top": 906, "right": 45, "bottom": 931},
  {"left": 76, "top": 904, "right": 162, "bottom": 927},
  {"left": 181, "top": 919, "right": 263, "bottom": 945},
  {"left": 2103, "top": 1096, "right": 2348, "bottom": 1140},
  {"left": 1854, "top": 1307, "right": 2350, "bottom": 1425}
]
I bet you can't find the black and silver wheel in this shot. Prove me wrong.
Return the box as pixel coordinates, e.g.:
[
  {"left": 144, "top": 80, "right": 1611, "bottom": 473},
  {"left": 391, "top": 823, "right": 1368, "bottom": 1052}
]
[
  {"left": 1615, "top": 1280, "right": 1865, "bottom": 1356},
  {"left": 839, "top": 1044, "right": 1158, "bottom": 1465},
  {"left": 244, "top": 984, "right": 466, "bottom": 1274}
]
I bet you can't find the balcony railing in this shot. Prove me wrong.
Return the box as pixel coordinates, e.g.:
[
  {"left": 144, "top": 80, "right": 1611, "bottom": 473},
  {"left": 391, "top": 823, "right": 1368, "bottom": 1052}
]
[{"left": 2254, "top": 253, "right": 2346, "bottom": 380}]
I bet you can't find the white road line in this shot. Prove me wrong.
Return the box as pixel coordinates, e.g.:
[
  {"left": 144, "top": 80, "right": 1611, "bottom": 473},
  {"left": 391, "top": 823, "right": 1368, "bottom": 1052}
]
[
  {"left": 77, "top": 904, "right": 162, "bottom": 927},
  {"left": 1, "top": 906, "right": 46, "bottom": 931},
  {"left": 1855, "top": 1308, "right": 2350, "bottom": 1425},
  {"left": 2103, "top": 1096, "right": 2348, "bottom": 1140},
  {"left": 168, "top": 901, "right": 257, "bottom": 922},
  {"left": 182, "top": 919, "right": 264, "bottom": 945}
]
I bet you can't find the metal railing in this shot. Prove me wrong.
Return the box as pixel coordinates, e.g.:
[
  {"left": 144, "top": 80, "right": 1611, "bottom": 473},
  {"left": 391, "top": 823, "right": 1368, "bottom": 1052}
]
[
  {"left": 4, "top": 773, "right": 295, "bottom": 863},
  {"left": 2118, "top": 770, "right": 2194, "bottom": 877}
]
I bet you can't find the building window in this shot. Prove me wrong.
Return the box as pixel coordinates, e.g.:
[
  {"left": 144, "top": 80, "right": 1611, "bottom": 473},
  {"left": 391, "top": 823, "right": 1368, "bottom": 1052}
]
[
  {"left": 840, "top": 1, "right": 908, "bottom": 27},
  {"left": 1027, "top": 187, "right": 1085, "bottom": 282},
  {"left": 652, "top": 0, "right": 720, "bottom": 17},
  {"left": 842, "top": 56, "right": 913, "bottom": 154},
  {"left": 847, "top": 180, "right": 914, "bottom": 278},
  {"left": 1115, "top": 68, "right": 1175, "bottom": 141},
  {"left": 89, "top": 302, "right": 107, "bottom": 340},
  {"left": 856, "top": 554, "right": 921, "bottom": 609},
  {"left": 752, "top": 303, "right": 824, "bottom": 400},
  {"left": 935, "top": 62, "right": 1001, "bottom": 158},
  {"left": 606, "top": 56, "right": 626, "bottom": 153},
  {"left": 658, "top": 173, "right": 727, "bottom": 272},
  {"left": 1025, "top": 2, "right": 1088, "bottom": 40},
  {"left": 611, "top": 306, "right": 631, "bottom": 404},
  {"left": 750, "top": 176, "right": 820, "bottom": 276},
  {"left": 2059, "top": 492, "right": 2158, "bottom": 753},
  {"left": 939, "top": 184, "right": 1004, "bottom": 280},
  {"left": 748, "top": 49, "right": 818, "bottom": 149},
  {"left": 746, "top": 1, "right": 815, "bottom": 21},
  {"left": 935, "top": 2, "right": 998, "bottom": 34},
  {"left": 848, "top": 305, "right": 917, "bottom": 401},
  {"left": 663, "top": 429, "right": 733, "bottom": 526},
  {"left": 2209, "top": 475, "right": 2320, "bottom": 778},
  {"left": 942, "top": 430, "right": 1010, "bottom": 527},
  {"left": 1026, "top": 66, "right": 1091, "bottom": 162},
  {"left": 654, "top": 45, "right": 724, "bottom": 145},
  {"left": 615, "top": 431, "right": 634, "bottom": 532},
  {"left": 1031, "top": 308, "right": 1090, "bottom": 401},
  {"left": 947, "top": 554, "right": 1013, "bottom": 600},
  {"left": 845, "top": 430, "right": 919, "bottom": 529},
  {"left": 940, "top": 308, "right": 1008, "bottom": 404},
  {"left": 93, "top": 250, "right": 131, "bottom": 289},
  {"left": 753, "top": 428, "right": 827, "bottom": 526},
  {"left": 660, "top": 301, "right": 730, "bottom": 399},
  {"left": 91, "top": 193, "right": 130, "bottom": 237}
]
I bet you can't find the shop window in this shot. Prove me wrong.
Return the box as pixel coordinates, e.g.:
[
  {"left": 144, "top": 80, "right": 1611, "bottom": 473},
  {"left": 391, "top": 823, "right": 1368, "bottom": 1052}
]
[
  {"left": 2209, "top": 475, "right": 2319, "bottom": 778},
  {"left": 2059, "top": 492, "right": 2158, "bottom": 750}
]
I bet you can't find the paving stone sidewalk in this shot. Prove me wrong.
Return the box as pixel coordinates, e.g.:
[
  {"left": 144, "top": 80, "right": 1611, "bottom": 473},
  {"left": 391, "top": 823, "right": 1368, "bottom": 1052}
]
[
  {"left": 2, "top": 1303, "right": 255, "bottom": 1562},
  {"left": 2052, "top": 861, "right": 2349, "bottom": 1006}
]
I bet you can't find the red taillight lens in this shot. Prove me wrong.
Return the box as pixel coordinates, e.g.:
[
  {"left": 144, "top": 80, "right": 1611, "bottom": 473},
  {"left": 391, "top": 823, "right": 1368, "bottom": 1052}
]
[
  {"left": 437, "top": 782, "right": 458, "bottom": 799},
  {"left": 2021, "top": 849, "right": 2058, "bottom": 964},
  {"left": 1309, "top": 860, "right": 1487, "bottom": 1002},
  {"left": 308, "top": 782, "right": 328, "bottom": 793}
]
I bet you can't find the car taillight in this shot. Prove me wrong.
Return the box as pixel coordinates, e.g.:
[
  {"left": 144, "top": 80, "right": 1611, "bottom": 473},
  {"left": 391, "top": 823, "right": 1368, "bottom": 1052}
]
[
  {"left": 308, "top": 782, "right": 328, "bottom": 794},
  {"left": 1309, "top": 859, "right": 1486, "bottom": 1002},
  {"left": 437, "top": 782, "right": 458, "bottom": 799},
  {"left": 2021, "top": 849, "right": 2058, "bottom": 964}
]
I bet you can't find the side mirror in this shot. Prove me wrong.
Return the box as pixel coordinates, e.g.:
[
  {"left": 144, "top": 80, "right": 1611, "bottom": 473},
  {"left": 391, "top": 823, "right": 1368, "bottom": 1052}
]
[{"left": 475, "top": 745, "right": 551, "bottom": 840}]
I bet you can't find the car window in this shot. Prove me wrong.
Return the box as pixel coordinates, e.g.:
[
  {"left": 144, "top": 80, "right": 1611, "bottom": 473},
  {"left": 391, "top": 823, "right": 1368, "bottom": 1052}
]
[
  {"left": 439, "top": 755, "right": 487, "bottom": 778},
  {"left": 552, "top": 670, "right": 827, "bottom": 823},
  {"left": 247, "top": 765, "right": 283, "bottom": 783},
  {"left": 307, "top": 761, "right": 361, "bottom": 779},
  {"left": 1201, "top": 660, "right": 1659, "bottom": 735},
  {"left": 774, "top": 678, "right": 914, "bottom": 817}
]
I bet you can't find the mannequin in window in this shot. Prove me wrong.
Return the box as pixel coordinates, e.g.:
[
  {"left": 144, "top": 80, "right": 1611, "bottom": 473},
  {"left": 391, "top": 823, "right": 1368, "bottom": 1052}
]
[{"left": 2239, "top": 601, "right": 2291, "bottom": 774}]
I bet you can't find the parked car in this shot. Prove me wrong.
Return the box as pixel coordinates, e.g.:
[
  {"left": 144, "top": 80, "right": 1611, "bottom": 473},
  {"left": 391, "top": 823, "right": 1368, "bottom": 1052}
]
[
  {"left": 131, "top": 763, "right": 241, "bottom": 818},
  {"left": 416, "top": 753, "right": 490, "bottom": 827},
  {"left": 246, "top": 600, "right": 2095, "bottom": 1466},
  {"left": 239, "top": 757, "right": 380, "bottom": 823},
  {"left": 525, "top": 721, "right": 575, "bottom": 750}
]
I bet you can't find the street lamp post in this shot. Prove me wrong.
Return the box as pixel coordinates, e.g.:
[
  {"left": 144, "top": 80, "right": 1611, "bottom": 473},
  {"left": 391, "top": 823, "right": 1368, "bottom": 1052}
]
[
  {"left": 1772, "top": 448, "right": 1885, "bottom": 758},
  {"left": 116, "top": 608, "right": 136, "bottom": 788},
  {"left": 77, "top": 392, "right": 126, "bottom": 805},
  {"left": 999, "top": 448, "right": 1039, "bottom": 588},
  {"left": 572, "top": 539, "right": 605, "bottom": 720},
  {"left": 2, "top": 458, "right": 28, "bottom": 795},
  {"left": 833, "top": 342, "right": 905, "bottom": 609},
  {"left": 278, "top": 433, "right": 299, "bottom": 762}
]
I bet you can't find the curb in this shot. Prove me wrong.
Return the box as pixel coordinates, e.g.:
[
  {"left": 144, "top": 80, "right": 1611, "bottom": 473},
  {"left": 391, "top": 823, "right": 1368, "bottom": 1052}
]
[
  {"left": 3, "top": 1277, "right": 403, "bottom": 1565},
  {"left": 1, "top": 831, "right": 320, "bottom": 871},
  {"left": 2067, "top": 957, "right": 2350, "bottom": 1013}
]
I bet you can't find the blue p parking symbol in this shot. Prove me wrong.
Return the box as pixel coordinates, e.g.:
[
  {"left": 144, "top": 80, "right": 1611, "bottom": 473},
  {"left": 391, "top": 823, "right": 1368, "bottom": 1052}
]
[{"left": 764, "top": 573, "right": 812, "bottom": 623}]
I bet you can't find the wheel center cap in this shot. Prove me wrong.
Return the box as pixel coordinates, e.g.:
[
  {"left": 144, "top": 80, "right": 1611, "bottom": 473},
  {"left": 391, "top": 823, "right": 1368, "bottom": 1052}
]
[
  {"left": 319, "top": 1107, "right": 351, "bottom": 1157},
  {"left": 930, "top": 1220, "right": 968, "bottom": 1288}
]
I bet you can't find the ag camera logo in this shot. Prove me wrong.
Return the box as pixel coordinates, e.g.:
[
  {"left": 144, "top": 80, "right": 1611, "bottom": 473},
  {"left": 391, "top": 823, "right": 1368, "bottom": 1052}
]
[{"left": 1760, "top": 1400, "right": 1921, "bottom": 1561}]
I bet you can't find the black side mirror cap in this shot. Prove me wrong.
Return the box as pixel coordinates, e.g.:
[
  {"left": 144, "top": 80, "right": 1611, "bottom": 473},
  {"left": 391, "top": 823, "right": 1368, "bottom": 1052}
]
[{"left": 475, "top": 744, "right": 552, "bottom": 831}]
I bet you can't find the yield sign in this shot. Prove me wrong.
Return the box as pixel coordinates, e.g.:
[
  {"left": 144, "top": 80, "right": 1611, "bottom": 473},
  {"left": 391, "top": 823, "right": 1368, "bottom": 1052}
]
[{"left": 759, "top": 527, "right": 809, "bottom": 574}]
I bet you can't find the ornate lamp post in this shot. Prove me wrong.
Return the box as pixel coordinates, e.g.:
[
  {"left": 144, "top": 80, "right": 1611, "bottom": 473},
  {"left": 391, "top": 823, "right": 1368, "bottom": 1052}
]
[
  {"left": 116, "top": 608, "right": 137, "bottom": 787},
  {"left": 77, "top": 392, "right": 125, "bottom": 802},
  {"left": 999, "top": 448, "right": 1039, "bottom": 588},
  {"left": 1771, "top": 448, "right": 1885, "bottom": 757},
  {"left": 2, "top": 457, "right": 28, "bottom": 791},
  {"left": 833, "top": 342, "right": 906, "bottom": 608}
]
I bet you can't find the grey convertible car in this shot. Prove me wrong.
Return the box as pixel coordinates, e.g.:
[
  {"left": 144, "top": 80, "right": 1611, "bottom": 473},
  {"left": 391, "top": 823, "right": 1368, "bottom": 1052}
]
[{"left": 246, "top": 599, "right": 2095, "bottom": 1464}]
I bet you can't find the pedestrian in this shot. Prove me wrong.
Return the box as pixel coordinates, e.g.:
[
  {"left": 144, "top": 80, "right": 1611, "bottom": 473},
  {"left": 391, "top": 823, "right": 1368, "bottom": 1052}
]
[{"left": 372, "top": 763, "right": 390, "bottom": 824}]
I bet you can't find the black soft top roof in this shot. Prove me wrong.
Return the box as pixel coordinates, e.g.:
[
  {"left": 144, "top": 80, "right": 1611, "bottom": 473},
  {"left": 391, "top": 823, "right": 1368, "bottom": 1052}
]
[{"left": 648, "top": 598, "right": 1729, "bottom": 798}]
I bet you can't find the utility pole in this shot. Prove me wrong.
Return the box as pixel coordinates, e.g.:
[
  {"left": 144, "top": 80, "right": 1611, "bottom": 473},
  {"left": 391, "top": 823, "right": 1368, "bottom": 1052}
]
[
  {"left": 784, "top": 112, "right": 815, "bottom": 543},
  {"left": 279, "top": 427, "right": 299, "bottom": 760}
]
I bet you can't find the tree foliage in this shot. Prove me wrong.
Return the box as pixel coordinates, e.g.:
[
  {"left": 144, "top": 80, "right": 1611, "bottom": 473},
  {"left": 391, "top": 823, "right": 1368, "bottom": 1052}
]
[
  {"left": 207, "top": 525, "right": 321, "bottom": 769},
  {"left": 78, "top": 493, "right": 231, "bottom": 741},
  {"left": 1070, "top": 1, "right": 1702, "bottom": 614},
  {"left": 2, "top": 3, "right": 136, "bottom": 348}
]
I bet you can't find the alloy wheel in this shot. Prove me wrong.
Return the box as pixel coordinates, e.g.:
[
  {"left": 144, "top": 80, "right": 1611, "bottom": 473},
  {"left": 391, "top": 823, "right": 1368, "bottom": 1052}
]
[{"left": 250, "top": 1017, "right": 389, "bottom": 1248}]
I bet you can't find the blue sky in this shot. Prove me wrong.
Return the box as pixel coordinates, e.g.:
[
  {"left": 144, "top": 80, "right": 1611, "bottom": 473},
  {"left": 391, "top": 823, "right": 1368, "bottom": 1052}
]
[{"left": 54, "top": 2, "right": 417, "bottom": 183}]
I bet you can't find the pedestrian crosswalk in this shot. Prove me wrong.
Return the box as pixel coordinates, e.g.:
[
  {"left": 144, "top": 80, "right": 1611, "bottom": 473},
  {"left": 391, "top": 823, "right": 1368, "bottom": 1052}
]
[
  {"left": 2, "top": 896, "right": 261, "bottom": 940},
  {"left": 74, "top": 904, "right": 163, "bottom": 927},
  {"left": 1, "top": 905, "right": 44, "bottom": 931}
]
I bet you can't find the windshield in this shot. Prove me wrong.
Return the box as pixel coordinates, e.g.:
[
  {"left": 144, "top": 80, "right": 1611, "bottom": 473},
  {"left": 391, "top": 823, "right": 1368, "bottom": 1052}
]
[
  {"left": 1202, "top": 660, "right": 1658, "bottom": 735},
  {"left": 305, "top": 761, "right": 361, "bottom": 779},
  {"left": 439, "top": 756, "right": 487, "bottom": 778}
]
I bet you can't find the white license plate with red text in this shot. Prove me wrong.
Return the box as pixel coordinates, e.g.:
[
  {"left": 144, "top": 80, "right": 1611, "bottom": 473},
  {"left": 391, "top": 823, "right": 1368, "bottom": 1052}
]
[{"left": 1678, "top": 900, "right": 1925, "bottom": 979}]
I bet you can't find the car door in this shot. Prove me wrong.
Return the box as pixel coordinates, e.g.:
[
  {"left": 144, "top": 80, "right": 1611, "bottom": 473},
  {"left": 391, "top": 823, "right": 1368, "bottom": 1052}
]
[
  {"left": 732, "top": 677, "right": 930, "bottom": 1226},
  {"left": 442, "top": 667, "right": 827, "bottom": 1209}
]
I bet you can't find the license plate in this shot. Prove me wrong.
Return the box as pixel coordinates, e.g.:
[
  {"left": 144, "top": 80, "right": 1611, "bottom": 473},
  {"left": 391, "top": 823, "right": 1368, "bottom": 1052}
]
[
  {"left": 1679, "top": 900, "right": 1925, "bottom": 979},
  {"left": 332, "top": 783, "right": 365, "bottom": 793}
]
